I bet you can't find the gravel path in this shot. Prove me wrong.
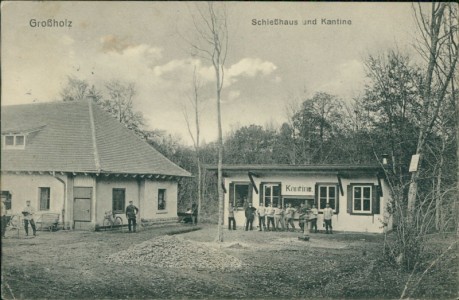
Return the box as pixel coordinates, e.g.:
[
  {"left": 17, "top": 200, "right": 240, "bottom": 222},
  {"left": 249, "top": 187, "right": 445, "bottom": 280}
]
[{"left": 107, "top": 235, "right": 243, "bottom": 271}]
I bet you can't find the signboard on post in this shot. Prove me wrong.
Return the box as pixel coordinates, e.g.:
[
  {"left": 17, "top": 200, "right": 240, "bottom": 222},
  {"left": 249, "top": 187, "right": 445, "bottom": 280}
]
[{"left": 409, "top": 154, "right": 420, "bottom": 172}]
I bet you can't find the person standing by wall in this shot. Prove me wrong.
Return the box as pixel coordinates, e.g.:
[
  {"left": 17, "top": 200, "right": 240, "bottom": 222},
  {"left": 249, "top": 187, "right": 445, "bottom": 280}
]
[
  {"left": 285, "top": 203, "right": 296, "bottom": 232},
  {"left": 280, "top": 205, "right": 286, "bottom": 231},
  {"left": 323, "top": 203, "right": 333, "bottom": 234},
  {"left": 297, "top": 203, "right": 307, "bottom": 232},
  {"left": 245, "top": 203, "right": 256, "bottom": 231},
  {"left": 274, "top": 205, "right": 284, "bottom": 231},
  {"left": 309, "top": 204, "right": 318, "bottom": 233},
  {"left": 1, "top": 198, "right": 11, "bottom": 238},
  {"left": 266, "top": 203, "right": 275, "bottom": 231},
  {"left": 191, "top": 203, "right": 198, "bottom": 225},
  {"left": 228, "top": 203, "right": 236, "bottom": 230},
  {"left": 22, "top": 200, "right": 36, "bottom": 237},
  {"left": 257, "top": 203, "right": 266, "bottom": 231},
  {"left": 125, "top": 200, "right": 139, "bottom": 233}
]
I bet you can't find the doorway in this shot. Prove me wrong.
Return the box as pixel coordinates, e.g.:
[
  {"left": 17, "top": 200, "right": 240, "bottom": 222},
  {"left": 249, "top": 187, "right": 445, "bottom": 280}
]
[{"left": 73, "top": 187, "right": 92, "bottom": 222}]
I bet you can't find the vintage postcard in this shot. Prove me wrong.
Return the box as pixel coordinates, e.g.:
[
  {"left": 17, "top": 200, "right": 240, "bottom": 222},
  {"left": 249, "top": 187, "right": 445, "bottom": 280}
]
[{"left": 1, "top": 2, "right": 457, "bottom": 299}]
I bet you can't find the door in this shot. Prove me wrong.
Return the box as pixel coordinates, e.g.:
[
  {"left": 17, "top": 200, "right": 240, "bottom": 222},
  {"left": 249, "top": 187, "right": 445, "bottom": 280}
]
[
  {"left": 74, "top": 198, "right": 91, "bottom": 221},
  {"left": 73, "top": 187, "right": 92, "bottom": 222}
]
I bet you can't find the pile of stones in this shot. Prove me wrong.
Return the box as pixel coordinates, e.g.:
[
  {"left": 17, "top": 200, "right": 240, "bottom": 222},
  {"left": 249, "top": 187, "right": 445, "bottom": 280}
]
[{"left": 107, "top": 235, "right": 243, "bottom": 271}]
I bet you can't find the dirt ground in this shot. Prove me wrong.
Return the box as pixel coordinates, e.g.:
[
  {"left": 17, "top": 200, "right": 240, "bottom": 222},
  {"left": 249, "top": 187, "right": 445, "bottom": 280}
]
[{"left": 1, "top": 223, "right": 458, "bottom": 299}]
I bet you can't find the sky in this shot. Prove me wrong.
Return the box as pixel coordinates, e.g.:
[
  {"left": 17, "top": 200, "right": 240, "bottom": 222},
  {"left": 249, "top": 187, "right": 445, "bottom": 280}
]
[{"left": 1, "top": 2, "right": 425, "bottom": 145}]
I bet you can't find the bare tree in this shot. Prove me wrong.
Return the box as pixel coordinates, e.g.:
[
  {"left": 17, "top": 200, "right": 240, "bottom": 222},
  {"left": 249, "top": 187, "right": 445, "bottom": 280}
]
[
  {"left": 187, "top": 2, "right": 228, "bottom": 242},
  {"left": 60, "top": 77, "right": 146, "bottom": 137},
  {"left": 60, "top": 76, "right": 89, "bottom": 102},
  {"left": 102, "top": 80, "right": 146, "bottom": 137},
  {"left": 183, "top": 67, "right": 203, "bottom": 224},
  {"left": 408, "top": 3, "right": 458, "bottom": 222}
]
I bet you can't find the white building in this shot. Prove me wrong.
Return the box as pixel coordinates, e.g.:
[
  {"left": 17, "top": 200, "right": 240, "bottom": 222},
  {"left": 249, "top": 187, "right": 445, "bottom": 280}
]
[
  {"left": 208, "top": 165, "right": 392, "bottom": 233},
  {"left": 1, "top": 100, "right": 191, "bottom": 230}
]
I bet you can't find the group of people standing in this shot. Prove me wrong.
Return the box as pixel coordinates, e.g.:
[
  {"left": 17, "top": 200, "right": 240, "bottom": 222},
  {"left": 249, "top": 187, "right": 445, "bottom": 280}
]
[{"left": 229, "top": 201, "right": 334, "bottom": 234}]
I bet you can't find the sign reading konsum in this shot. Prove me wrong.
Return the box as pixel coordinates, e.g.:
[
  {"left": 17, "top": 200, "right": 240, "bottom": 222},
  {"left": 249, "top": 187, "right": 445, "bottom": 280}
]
[{"left": 282, "top": 181, "right": 315, "bottom": 196}]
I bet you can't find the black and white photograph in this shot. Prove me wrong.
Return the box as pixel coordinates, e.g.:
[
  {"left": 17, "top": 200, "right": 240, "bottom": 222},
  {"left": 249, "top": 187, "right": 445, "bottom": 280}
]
[{"left": 1, "top": 2, "right": 458, "bottom": 299}]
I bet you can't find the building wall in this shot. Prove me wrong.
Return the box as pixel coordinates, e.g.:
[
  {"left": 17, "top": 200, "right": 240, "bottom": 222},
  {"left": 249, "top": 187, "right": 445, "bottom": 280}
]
[
  {"left": 1, "top": 173, "right": 66, "bottom": 223},
  {"left": 142, "top": 180, "right": 178, "bottom": 220},
  {"left": 1, "top": 174, "right": 180, "bottom": 230},
  {"left": 95, "top": 177, "right": 140, "bottom": 226},
  {"left": 224, "top": 172, "right": 392, "bottom": 233},
  {"left": 95, "top": 177, "right": 178, "bottom": 227}
]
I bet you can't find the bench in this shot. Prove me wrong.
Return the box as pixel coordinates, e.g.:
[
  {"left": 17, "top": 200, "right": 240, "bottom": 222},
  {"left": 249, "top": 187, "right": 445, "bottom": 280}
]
[{"left": 37, "top": 213, "right": 60, "bottom": 231}]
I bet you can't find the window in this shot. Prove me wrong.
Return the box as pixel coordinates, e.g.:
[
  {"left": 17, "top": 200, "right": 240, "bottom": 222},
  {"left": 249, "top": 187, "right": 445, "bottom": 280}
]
[
  {"left": 16, "top": 135, "right": 25, "bottom": 146},
  {"left": 353, "top": 186, "right": 372, "bottom": 213},
  {"left": 1, "top": 191, "right": 12, "bottom": 210},
  {"left": 317, "top": 185, "right": 337, "bottom": 211},
  {"left": 262, "top": 183, "right": 281, "bottom": 207},
  {"left": 5, "top": 136, "right": 14, "bottom": 146},
  {"left": 229, "top": 182, "right": 253, "bottom": 208},
  {"left": 112, "top": 188, "right": 125, "bottom": 213},
  {"left": 39, "top": 187, "right": 50, "bottom": 210},
  {"left": 158, "top": 189, "right": 166, "bottom": 210},
  {"left": 3, "top": 135, "right": 26, "bottom": 149}
]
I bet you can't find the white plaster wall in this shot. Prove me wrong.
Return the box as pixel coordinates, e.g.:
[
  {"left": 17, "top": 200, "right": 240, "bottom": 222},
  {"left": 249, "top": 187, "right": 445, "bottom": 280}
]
[
  {"left": 142, "top": 180, "right": 178, "bottom": 220},
  {"left": 1, "top": 173, "right": 66, "bottom": 222},
  {"left": 224, "top": 173, "right": 334, "bottom": 229},
  {"left": 95, "top": 177, "right": 140, "bottom": 226},
  {"left": 223, "top": 172, "right": 392, "bottom": 233},
  {"left": 334, "top": 177, "right": 392, "bottom": 233}
]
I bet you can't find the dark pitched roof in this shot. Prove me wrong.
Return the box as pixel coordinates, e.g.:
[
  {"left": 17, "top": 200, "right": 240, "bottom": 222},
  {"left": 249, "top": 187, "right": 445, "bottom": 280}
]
[
  {"left": 1, "top": 100, "right": 191, "bottom": 177},
  {"left": 205, "top": 164, "right": 381, "bottom": 171},
  {"left": 204, "top": 164, "right": 383, "bottom": 175}
]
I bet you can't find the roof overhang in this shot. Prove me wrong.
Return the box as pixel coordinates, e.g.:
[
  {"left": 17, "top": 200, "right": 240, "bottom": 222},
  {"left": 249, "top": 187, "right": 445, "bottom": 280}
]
[
  {"left": 204, "top": 164, "right": 383, "bottom": 175},
  {"left": 1, "top": 170, "right": 188, "bottom": 180},
  {"left": 1, "top": 125, "right": 46, "bottom": 135}
]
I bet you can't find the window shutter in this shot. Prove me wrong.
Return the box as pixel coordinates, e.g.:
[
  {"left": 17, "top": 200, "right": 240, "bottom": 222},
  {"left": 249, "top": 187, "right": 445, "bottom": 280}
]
[
  {"left": 347, "top": 185, "right": 352, "bottom": 213},
  {"left": 229, "top": 183, "right": 234, "bottom": 208},
  {"left": 278, "top": 183, "right": 282, "bottom": 207},
  {"left": 248, "top": 183, "right": 253, "bottom": 204},
  {"left": 335, "top": 185, "right": 340, "bottom": 214},
  {"left": 259, "top": 183, "right": 263, "bottom": 206},
  {"left": 314, "top": 184, "right": 318, "bottom": 207},
  {"left": 373, "top": 185, "right": 380, "bottom": 215}
]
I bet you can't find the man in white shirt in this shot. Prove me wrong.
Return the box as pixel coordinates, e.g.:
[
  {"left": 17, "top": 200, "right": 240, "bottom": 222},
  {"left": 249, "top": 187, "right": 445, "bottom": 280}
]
[
  {"left": 22, "top": 200, "right": 37, "bottom": 237},
  {"left": 274, "top": 205, "right": 285, "bottom": 231},
  {"left": 266, "top": 204, "right": 275, "bottom": 231},
  {"left": 257, "top": 204, "right": 266, "bottom": 231},
  {"left": 285, "top": 204, "right": 296, "bottom": 231},
  {"left": 323, "top": 203, "right": 333, "bottom": 234},
  {"left": 228, "top": 203, "right": 236, "bottom": 230},
  {"left": 309, "top": 204, "right": 318, "bottom": 233}
]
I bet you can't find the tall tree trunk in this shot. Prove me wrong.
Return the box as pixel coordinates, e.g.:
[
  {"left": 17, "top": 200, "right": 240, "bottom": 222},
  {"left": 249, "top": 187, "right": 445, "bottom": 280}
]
[
  {"left": 194, "top": 68, "right": 202, "bottom": 224},
  {"left": 435, "top": 136, "right": 445, "bottom": 231},
  {"left": 187, "top": 3, "right": 228, "bottom": 241},
  {"left": 407, "top": 3, "right": 448, "bottom": 223},
  {"left": 216, "top": 81, "right": 224, "bottom": 242},
  {"left": 457, "top": 78, "right": 459, "bottom": 237}
]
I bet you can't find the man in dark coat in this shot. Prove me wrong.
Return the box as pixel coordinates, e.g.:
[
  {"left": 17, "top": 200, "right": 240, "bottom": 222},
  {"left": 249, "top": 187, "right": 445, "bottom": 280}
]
[
  {"left": 125, "top": 201, "right": 139, "bottom": 232},
  {"left": 245, "top": 203, "right": 256, "bottom": 231}
]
